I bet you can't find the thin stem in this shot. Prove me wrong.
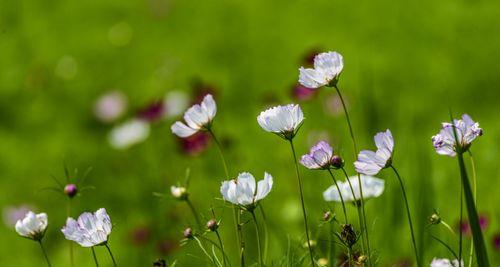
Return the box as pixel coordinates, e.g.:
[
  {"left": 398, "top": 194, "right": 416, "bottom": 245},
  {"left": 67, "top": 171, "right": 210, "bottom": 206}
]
[
  {"left": 328, "top": 222, "right": 335, "bottom": 267},
  {"left": 105, "top": 243, "right": 118, "bottom": 267},
  {"left": 215, "top": 231, "right": 227, "bottom": 267},
  {"left": 340, "top": 167, "right": 365, "bottom": 253},
  {"left": 208, "top": 129, "right": 229, "bottom": 179},
  {"left": 289, "top": 139, "right": 315, "bottom": 267},
  {"left": 258, "top": 205, "right": 269, "bottom": 262},
  {"left": 91, "top": 247, "right": 99, "bottom": 267},
  {"left": 441, "top": 221, "right": 457, "bottom": 236},
  {"left": 468, "top": 151, "right": 477, "bottom": 267},
  {"left": 333, "top": 85, "right": 370, "bottom": 264},
  {"left": 38, "top": 240, "right": 52, "bottom": 267},
  {"left": 430, "top": 235, "right": 460, "bottom": 262},
  {"left": 198, "top": 235, "right": 232, "bottom": 266},
  {"left": 459, "top": 176, "right": 463, "bottom": 267},
  {"left": 237, "top": 210, "right": 245, "bottom": 267},
  {"left": 326, "top": 169, "right": 348, "bottom": 223},
  {"left": 186, "top": 198, "right": 202, "bottom": 228},
  {"left": 347, "top": 247, "right": 352, "bottom": 267},
  {"left": 250, "top": 211, "right": 264, "bottom": 267},
  {"left": 193, "top": 236, "right": 217, "bottom": 266},
  {"left": 67, "top": 199, "right": 74, "bottom": 267},
  {"left": 390, "top": 165, "right": 420, "bottom": 267}
]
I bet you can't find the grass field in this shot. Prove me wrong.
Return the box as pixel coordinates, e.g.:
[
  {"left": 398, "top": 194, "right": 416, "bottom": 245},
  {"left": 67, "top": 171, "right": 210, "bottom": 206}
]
[{"left": 1, "top": 0, "right": 499, "bottom": 266}]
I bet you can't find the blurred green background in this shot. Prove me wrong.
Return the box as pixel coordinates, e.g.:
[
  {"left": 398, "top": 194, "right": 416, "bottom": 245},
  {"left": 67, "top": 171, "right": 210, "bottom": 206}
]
[{"left": 1, "top": 0, "right": 499, "bottom": 266}]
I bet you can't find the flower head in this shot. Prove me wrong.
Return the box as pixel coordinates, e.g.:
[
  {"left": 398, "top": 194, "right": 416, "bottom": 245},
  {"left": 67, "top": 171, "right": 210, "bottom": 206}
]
[
  {"left": 257, "top": 104, "right": 304, "bottom": 140},
  {"left": 300, "top": 141, "right": 334, "bottom": 169},
  {"left": 64, "top": 184, "right": 78, "bottom": 198},
  {"left": 354, "top": 129, "right": 394, "bottom": 175},
  {"left": 220, "top": 172, "right": 273, "bottom": 209},
  {"left": 94, "top": 91, "right": 127, "bottom": 123},
  {"left": 430, "top": 258, "right": 463, "bottom": 267},
  {"left": 108, "top": 119, "right": 150, "bottom": 150},
  {"left": 171, "top": 94, "right": 216, "bottom": 138},
  {"left": 62, "top": 208, "right": 112, "bottom": 247},
  {"left": 432, "top": 114, "right": 482, "bottom": 157},
  {"left": 323, "top": 175, "right": 384, "bottom": 203},
  {"left": 299, "top": 51, "right": 343, "bottom": 88},
  {"left": 170, "top": 186, "right": 188, "bottom": 200},
  {"left": 15, "top": 211, "right": 48, "bottom": 241}
]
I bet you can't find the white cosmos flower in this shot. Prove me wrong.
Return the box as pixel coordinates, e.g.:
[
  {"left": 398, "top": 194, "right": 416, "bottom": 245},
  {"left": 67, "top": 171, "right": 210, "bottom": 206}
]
[
  {"left": 299, "top": 51, "right": 343, "bottom": 88},
  {"left": 300, "top": 141, "right": 333, "bottom": 169},
  {"left": 220, "top": 172, "right": 273, "bottom": 208},
  {"left": 62, "top": 208, "right": 112, "bottom": 247},
  {"left": 257, "top": 104, "right": 304, "bottom": 139},
  {"left": 431, "top": 114, "right": 482, "bottom": 157},
  {"left": 15, "top": 211, "right": 48, "bottom": 241},
  {"left": 108, "top": 119, "right": 150, "bottom": 150},
  {"left": 323, "top": 175, "right": 384, "bottom": 202},
  {"left": 171, "top": 94, "right": 217, "bottom": 138},
  {"left": 354, "top": 129, "right": 394, "bottom": 175},
  {"left": 430, "top": 258, "right": 463, "bottom": 267}
]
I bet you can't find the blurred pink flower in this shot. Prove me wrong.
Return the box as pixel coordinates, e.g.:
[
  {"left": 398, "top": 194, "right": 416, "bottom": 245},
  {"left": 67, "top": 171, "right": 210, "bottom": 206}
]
[
  {"left": 94, "top": 91, "right": 127, "bottom": 123},
  {"left": 493, "top": 233, "right": 500, "bottom": 250},
  {"left": 156, "top": 239, "right": 178, "bottom": 255},
  {"left": 129, "top": 225, "right": 151, "bottom": 246},
  {"left": 458, "top": 214, "right": 488, "bottom": 236},
  {"left": 138, "top": 101, "right": 165, "bottom": 122},
  {"left": 323, "top": 94, "right": 345, "bottom": 117},
  {"left": 179, "top": 132, "right": 210, "bottom": 156},
  {"left": 291, "top": 84, "right": 317, "bottom": 101},
  {"left": 3, "top": 205, "right": 33, "bottom": 228}
]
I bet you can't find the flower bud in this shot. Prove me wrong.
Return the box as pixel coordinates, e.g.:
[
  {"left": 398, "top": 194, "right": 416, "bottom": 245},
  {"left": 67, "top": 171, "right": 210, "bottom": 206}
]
[
  {"left": 429, "top": 213, "right": 441, "bottom": 225},
  {"left": 323, "top": 211, "right": 332, "bottom": 221},
  {"left": 317, "top": 258, "right": 328, "bottom": 267},
  {"left": 64, "top": 184, "right": 78, "bottom": 198},
  {"left": 357, "top": 255, "right": 368, "bottom": 264},
  {"left": 341, "top": 224, "right": 357, "bottom": 248},
  {"left": 206, "top": 219, "right": 218, "bottom": 231},
  {"left": 302, "top": 239, "right": 316, "bottom": 249},
  {"left": 183, "top": 227, "right": 193, "bottom": 239},
  {"left": 153, "top": 259, "right": 166, "bottom": 267},
  {"left": 330, "top": 155, "right": 344, "bottom": 169},
  {"left": 171, "top": 186, "right": 188, "bottom": 201}
]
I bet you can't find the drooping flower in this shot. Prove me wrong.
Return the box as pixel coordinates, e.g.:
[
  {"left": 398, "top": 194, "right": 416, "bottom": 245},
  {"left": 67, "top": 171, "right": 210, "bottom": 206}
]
[
  {"left": 323, "top": 175, "right": 384, "bottom": 202},
  {"left": 62, "top": 208, "right": 112, "bottom": 247},
  {"left": 298, "top": 51, "right": 344, "bottom": 89},
  {"left": 171, "top": 94, "right": 217, "bottom": 138},
  {"left": 15, "top": 211, "right": 48, "bottom": 241},
  {"left": 432, "top": 114, "right": 483, "bottom": 157},
  {"left": 354, "top": 129, "right": 394, "bottom": 175},
  {"left": 108, "top": 119, "right": 150, "bottom": 149},
  {"left": 300, "top": 141, "right": 334, "bottom": 169},
  {"left": 220, "top": 172, "right": 273, "bottom": 209},
  {"left": 94, "top": 91, "right": 127, "bottom": 123},
  {"left": 430, "top": 258, "right": 463, "bottom": 267},
  {"left": 257, "top": 104, "right": 304, "bottom": 140}
]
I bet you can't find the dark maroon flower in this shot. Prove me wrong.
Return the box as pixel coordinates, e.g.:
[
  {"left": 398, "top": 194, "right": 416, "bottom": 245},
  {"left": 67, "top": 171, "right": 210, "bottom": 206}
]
[
  {"left": 191, "top": 79, "right": 217, "bottom": 104},
  {"left": 156, "top": 239, "right": 177, "bottom": 255},
  {"left": 179, "top": 132, "right": 210, "bottom": 156},
  {"left": 291, "top": 84, "right": 317, "bottom": 101},
  {"left": 129, "top": 225, "right": 151, "bottom": 246},
  {"left": 458, "top": 214, "right": 488, "bottom": 236},
  {"left": 302, "top": 48, "right": 322, "bottom": 66},
  {"left": 138, "top": 101, "right": 165, "bottom": 122},
  {"left": 493, "top": 234, "right": 500, "bottom": 250}
]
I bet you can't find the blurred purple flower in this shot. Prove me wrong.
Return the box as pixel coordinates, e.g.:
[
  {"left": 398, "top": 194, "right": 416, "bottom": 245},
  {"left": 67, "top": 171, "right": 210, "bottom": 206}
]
[
  {"left": 138, "top": 101, "right": 165, "bottom": 122},
  {"left": 458, "top": 214, "right": 488, "bottom": 236},
  {"left": 156, "top": 239, "right": 178, "bottom": 255},
  {"left": 129, "top": 225, "right": 151, "bottom": 246},
  {"left": 292, "top": 84, "right": 317, "bottom": 101},
  {"left": 94, "top": 91, "right": 127, "bottom": 123},
  {"left": 179, "top": 132, "right": 210, "bottom": 156},
  {"left": 493, "top": 234, "right": 500, "bottom": 250},
  {"left": 3, "top": 205, "right": 33, "bottom": 228},
  {"left": 323, "top": 94, "right": 345, "bottom": 117}
]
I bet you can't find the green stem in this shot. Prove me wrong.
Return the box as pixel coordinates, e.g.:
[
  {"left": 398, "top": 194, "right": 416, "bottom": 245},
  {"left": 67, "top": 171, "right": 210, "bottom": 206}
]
[
  {"left": 390, "top": 165, "right": 420, "bottom": 267},
  {"left": 459, "top": 175, "right": 463, "bottom": 267},
  {"left": 250, "top": 211, "right": 264, "bottom": 267},
  {"left": 326, "top": 169, "right": 348, "bottom": 223},
  {"left": 208, "top": 129, "right": 229, "bottom": 178},
  {"left": 237, "top": 210, "right": 245, "bottom": 267},
  {"left": 258, "top": 205, "right": 269, "bottom": 262},
  {"left": 216, "top": 231, "right": 227, "bottom": 267},
  {"left": 199, "top": 235, "right": 232, "bottom": 266},
  {"left": 67, "top": 199, "right": 74, "bottom": 267},
  {"left": 441, "top": 221, "right": 457, "bottom": 236},
  {"left": 340, "top": 167, "right": 365, "bottom": 253},
  {"left": 194, "top": 236, "right": 217, "bottom": 266},
  {"left": 91, "top": 247, "right": 99, "bottom": 267},
  {"left": 186, "top": 198, "right": 202, "bottom": 228},
  {"left": 38, "top": 240, "right": 52, "bottom": 267},
  {"left": 328, "top": 222, "right": 335, "bottom": 267},
  {"left": 449, "top": 112, "right": 489, "bottom": 266},
  {"left": 105, "top": 243, "right": 117, "bottom": 267},
  {"left": 289, "top": 139, "right": 315, "bottom": 267},
  {"left": 468, "top": 151, "right": 477, "bottom": 267},
  {"left": 333, "top": 85, "right": 370, "bottom": 264}
]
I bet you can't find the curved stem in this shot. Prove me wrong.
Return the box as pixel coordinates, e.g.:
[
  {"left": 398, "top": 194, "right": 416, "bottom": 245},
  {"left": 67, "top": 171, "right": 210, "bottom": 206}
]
[
  {"left": 105, "top": 243, "right": 117, "bottom": 267},
  {"left": 326, "top": 169, "right": 348, "bottom": 223},
  {"left": 91, "top": 247, "right": 99, "bottom": 267},
  {"left": 198, "top": 235, "right": 232, "bottom": 266},
  {"left": 250, "top": 211, "right": 264, "bottom": 267},
  {"left": 208, "top": 129, "right": 229, "bottom": 179},
  {"left": 390, "top": 165, "right": 420, "bottom": 267},
  {"left": 194, "top": 236, "right": 217, "bottom": 266},
  {"left": 441, "top": 221, "right": 457, "bottom": 236},
  {"left": 430, "top": 234, "right": 460, "bottom": 262},
  {"left": 215, "top": 231, "right": 227, "bottom": 267},
  {"left": 38, "top": 240, "right": 52, "bottom": 267},
  {"left": 186, "top": 198, "right": 202, "bottom": 228},
  {"left": 333, "top": 85, "right": 370, "bottom": 264},
  {"left": 289, "top": 139, "right": 315, "bottom": 267},
  {"left": 340, "top": 167, "right": 364, "bottom": 253}
]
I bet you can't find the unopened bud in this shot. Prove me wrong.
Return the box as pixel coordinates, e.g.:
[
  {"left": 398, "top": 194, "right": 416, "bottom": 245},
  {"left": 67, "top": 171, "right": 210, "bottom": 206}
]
[
  {"left": 330, "top": 155, "right": 344, "bottom": 169},
  {"left": 429, "top": 213, "right": 441, "bottom": 225},
  {"left": 357, "top": 255, "right": 368, "bottom": 264},
  {"left": 183, "top": 227, "right": 193, "bottom": 239},
  {"left": 341, "top": 224, "right": 357, "bottom": 248},
  {"left": 206, "top": 219, "right": 218, "bottom": 231},
  {"left": 64, "top": 184, "right": 78, "bottom": 198},
  {"left": 171, "top": 186, "right": 188, "bottom": 200}
]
